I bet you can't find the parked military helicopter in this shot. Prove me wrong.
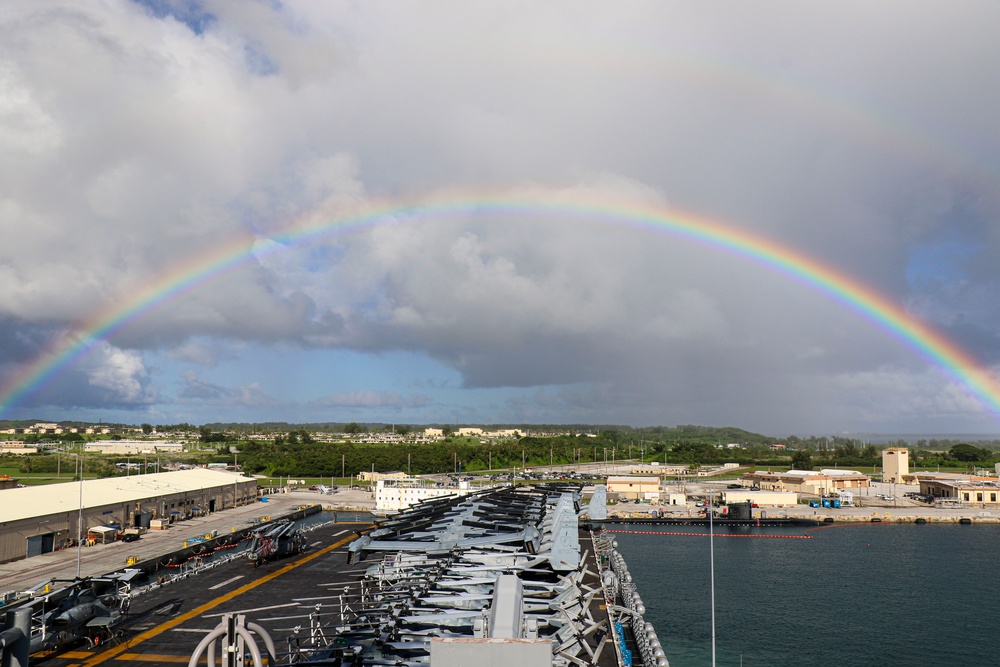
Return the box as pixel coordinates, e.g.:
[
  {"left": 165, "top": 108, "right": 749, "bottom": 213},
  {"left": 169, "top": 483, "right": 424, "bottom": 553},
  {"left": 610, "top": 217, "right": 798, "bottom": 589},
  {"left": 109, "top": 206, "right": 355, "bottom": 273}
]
[
  {"left": 19, "top": 571, "right": 135, "bottom": 653},
  {"left": 247, "top": 519, "right": 306, "bottom": 566}
]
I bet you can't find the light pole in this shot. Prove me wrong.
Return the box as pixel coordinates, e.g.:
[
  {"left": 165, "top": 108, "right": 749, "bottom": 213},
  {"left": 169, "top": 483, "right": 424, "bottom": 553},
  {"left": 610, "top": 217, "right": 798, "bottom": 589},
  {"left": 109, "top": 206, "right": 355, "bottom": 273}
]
[{"left": 76, "top": 446, "right": 84, "bottom": 577}]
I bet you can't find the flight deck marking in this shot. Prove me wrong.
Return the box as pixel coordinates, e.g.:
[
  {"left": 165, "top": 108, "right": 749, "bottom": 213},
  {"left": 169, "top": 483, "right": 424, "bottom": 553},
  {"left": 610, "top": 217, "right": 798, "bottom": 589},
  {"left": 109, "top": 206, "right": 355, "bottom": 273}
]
[
  {"left": 203, "top": 602, "right": 298, "bottom": 617},
  {"left": 207, "top": 575, "right": 244, "bottom": 590},
  {"left": 115, "top": 654, "right": 201, "bottom": 663},
  {"left": 79, "top": 529, "right": 367, "bottom": 666},
  {"left": 333, "top": 529, "right": 348, "bottom": 536},
  {"left": 170, "top": 628, "right": 215, "bottom": 632}
]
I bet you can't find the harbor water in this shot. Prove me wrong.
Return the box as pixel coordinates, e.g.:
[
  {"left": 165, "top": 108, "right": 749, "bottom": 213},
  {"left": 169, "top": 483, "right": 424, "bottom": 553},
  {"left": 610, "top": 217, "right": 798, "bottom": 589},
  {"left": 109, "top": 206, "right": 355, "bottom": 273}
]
[{"left": 612, "top": 523, "right": 1000, "bottom": 667}]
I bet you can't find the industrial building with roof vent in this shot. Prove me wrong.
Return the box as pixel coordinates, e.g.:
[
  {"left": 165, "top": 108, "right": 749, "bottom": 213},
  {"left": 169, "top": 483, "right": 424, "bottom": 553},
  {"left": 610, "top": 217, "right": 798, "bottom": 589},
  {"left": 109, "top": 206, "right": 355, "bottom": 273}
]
[
  {"left": 740, "top": 468, "right": 870, "bottom": 495},
  {"left": 0, "top": 469, "right": 256, "bottom": 564}
]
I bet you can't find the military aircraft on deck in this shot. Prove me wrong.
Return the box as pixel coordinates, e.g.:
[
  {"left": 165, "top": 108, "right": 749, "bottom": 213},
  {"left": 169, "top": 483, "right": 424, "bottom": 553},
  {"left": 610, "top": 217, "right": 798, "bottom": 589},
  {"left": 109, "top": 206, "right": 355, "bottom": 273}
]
[
  {"left": 19, "top": 571, "right": 136, "bottom": 653},
  {"left": 247, "top": 519, "right": 306, "bottom": 566}
]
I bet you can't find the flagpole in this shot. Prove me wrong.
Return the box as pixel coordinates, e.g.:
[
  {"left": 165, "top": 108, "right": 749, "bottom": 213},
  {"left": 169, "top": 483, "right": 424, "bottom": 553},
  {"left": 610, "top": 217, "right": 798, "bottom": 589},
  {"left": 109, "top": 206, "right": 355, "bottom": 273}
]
[{"left": 710, "top": 487, "right": 716, "bottom": 667}]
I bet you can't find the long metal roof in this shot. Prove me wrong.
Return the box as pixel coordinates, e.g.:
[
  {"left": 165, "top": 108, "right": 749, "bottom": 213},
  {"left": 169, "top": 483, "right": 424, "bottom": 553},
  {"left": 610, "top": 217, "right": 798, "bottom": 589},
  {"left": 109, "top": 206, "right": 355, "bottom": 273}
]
[{"left": 0, "top": 469, "right": 253, "bottom": 524}]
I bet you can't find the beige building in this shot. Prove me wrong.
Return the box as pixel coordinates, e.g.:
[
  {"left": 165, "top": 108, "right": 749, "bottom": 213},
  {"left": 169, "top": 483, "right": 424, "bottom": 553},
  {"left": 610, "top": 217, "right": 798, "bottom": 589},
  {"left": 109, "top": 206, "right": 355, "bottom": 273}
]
[
  {"left": 0, "top": 441, "right": 35, "bottom": 454},
  {"left": 606, "top": 475, "right": 660, "bottom": 501},
  {"left": 915, "top": 473, "right": 1000, "bottom": 505},
  {"left": 742, "top": 469, "right": 870, "bottom": 494},
  {"left": 723, "top": 490, "right": 798, "bottom": 507},
  {"left": 0, "top": 469, "right": 257, "bottom": 564},
  {"left": 664, "top": 493, "right": 687, "bottom": 506},
  {"left": 358, "top": 470, "right": 409, "bottom": 483},
  {"left": 630, "top": 464, "right": 688, "bottom": 476},
  {"left": 882, "top": 447, "right": 910, "bottom": 484},
  {"left": 84, "top": 440, "right": 184, "bottom": 455}
]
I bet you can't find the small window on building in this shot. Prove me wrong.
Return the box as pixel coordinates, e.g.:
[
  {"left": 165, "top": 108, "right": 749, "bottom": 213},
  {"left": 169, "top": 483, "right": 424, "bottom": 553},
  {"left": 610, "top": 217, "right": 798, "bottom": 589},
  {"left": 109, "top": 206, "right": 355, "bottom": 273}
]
[
  {"left": 964, "top": 493, "right": 970, "bottom": 501},
  {"left": 978, "top": 493, "right": 983, "bottom": 502},
  {"left": 992, "top": 493, "right": 996, "bottom": 503}
]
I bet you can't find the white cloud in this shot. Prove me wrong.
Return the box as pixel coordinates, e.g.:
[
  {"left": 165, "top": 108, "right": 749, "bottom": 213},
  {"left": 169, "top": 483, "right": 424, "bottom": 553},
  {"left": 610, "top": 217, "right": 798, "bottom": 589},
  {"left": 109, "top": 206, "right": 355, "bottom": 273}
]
[
  {"left": 2, "top": 1, "right": 1000, "bottom": 432},
  {"left": 83, "top": 342, "right": 156, "bottom": 405}
]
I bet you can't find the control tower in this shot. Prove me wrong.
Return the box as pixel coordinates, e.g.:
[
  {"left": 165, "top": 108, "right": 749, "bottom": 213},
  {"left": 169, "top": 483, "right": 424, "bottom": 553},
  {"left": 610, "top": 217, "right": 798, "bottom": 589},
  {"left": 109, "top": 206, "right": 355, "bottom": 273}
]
[{"left": 882, "top": 447, "right": 909, "bottom": 484}]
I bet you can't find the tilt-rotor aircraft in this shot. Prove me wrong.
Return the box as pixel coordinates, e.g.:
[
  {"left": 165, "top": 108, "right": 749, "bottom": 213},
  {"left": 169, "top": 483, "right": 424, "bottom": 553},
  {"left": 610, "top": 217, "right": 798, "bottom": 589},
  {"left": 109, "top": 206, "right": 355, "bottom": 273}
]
[{"left": 15, "top": 572, "right": 135, "bottom": 653}]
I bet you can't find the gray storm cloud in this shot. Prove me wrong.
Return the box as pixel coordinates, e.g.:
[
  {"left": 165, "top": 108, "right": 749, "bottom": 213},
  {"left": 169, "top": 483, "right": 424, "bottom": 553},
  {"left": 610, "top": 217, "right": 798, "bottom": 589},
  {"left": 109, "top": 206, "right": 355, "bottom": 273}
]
[{"left": 2, "top": 0, "right": 1000, "bottom": 432}]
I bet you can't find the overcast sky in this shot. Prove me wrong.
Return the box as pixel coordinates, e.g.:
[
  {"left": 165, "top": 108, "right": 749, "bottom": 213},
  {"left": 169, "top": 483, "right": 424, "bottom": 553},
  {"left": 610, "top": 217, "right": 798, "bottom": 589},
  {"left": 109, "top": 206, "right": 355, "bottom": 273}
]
[{"left": 2, "top": 1, "right": 1000, "bottom": 436}]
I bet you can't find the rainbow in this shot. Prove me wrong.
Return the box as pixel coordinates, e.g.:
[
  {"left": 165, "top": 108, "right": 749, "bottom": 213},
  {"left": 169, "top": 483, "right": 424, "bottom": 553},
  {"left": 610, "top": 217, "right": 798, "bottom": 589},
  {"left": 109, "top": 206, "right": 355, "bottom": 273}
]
[{"left": 2, "top": 189, "right": 999, "bottom": 421}]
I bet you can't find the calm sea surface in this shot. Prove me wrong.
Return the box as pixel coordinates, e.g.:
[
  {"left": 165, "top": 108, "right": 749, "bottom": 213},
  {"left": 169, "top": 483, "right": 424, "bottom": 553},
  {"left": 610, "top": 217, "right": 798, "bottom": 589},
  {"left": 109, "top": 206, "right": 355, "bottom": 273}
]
[{"left": 612, "top": 524, "right": 1000, "bottom": 667}]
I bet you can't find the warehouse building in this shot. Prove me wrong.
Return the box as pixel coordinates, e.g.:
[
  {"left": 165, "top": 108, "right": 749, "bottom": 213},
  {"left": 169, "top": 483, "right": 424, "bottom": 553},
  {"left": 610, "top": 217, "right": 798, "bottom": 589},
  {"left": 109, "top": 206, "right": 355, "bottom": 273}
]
[
  {"left": 722, "top": 490, "right": 798, "bottom": 507},
  {"left": 741, "top": 469, "right": 870, "bottom": 494},
  {"left": 606, "top": 475, "right": 660, "bottom": 501},
  {"left": 0, "top": 469, "right": 257, "bottom": 564},
  {"left": 915, "top": 473, "right": 1000, "bottom": 505}
]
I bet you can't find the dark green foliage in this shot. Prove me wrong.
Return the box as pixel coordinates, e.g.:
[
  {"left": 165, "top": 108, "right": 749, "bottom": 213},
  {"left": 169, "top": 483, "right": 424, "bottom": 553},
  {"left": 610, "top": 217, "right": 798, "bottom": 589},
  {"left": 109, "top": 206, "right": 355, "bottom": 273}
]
[
  {"left": 199, "top": 426, "right": 227, "bottom": 443},
  {"left": 949, "top": 443, "right": 988, "bottom": 462},
  {"left": 791, "top": 450, "right": 812, "bottom": 470}
]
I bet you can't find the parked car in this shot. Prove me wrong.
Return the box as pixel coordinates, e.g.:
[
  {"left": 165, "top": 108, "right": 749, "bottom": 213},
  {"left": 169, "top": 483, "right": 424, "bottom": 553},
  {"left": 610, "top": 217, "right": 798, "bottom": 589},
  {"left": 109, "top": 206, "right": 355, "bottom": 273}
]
[{"left": 121, "top": 533, "right": 140, "bottom": 543}]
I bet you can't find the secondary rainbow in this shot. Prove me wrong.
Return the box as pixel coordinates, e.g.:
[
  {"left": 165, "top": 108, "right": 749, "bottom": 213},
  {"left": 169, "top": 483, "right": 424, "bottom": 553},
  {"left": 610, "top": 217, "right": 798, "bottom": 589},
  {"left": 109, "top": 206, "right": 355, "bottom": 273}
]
[{"left": 2, "top": 190, "right": 999, "bottom": 421}]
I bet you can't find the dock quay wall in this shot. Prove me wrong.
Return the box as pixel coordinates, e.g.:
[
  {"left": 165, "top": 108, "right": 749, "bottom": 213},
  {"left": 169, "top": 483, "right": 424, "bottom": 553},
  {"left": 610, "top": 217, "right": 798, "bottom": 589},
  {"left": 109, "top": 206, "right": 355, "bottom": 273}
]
[
  {"left": 827, "top": 514, "right": 999, "bottom": 524},
  {"left": 597, "top": 512, "right": 1000, "bottom": 525}
]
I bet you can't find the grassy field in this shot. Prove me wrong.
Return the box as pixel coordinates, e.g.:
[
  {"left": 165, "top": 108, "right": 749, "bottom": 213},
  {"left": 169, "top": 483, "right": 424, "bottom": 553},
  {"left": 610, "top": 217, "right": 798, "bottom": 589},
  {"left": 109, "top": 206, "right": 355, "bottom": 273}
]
[
  {"left": 256, "top": 476, "right": 358, "bottom": 488},
  {"left": 0, "top": 466, "right": 100, "bottom": 485}
]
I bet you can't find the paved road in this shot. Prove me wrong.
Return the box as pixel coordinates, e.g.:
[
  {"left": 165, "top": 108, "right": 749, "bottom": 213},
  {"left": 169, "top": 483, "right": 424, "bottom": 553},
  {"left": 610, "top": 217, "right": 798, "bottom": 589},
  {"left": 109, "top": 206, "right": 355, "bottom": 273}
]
[{"left": 0, "top": 488, "right": 374, "bottom": 595}]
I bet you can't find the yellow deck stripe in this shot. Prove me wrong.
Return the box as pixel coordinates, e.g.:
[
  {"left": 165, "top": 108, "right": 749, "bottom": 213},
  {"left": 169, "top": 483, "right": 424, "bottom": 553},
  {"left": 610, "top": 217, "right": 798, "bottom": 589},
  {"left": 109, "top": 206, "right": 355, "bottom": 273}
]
[
  {"left": 80, "top": 529, "right": 366, "bottom": 666},
  {"left": 115, "top": 654, "right": 204, "bottom": 663}
]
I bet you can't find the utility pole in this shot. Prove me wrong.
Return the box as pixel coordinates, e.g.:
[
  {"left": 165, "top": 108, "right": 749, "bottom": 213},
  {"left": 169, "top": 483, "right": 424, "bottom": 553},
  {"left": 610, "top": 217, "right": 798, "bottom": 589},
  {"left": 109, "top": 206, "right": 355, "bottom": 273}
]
[{"left": 76, "top": 446, "right": 83, "bottom": 577}]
